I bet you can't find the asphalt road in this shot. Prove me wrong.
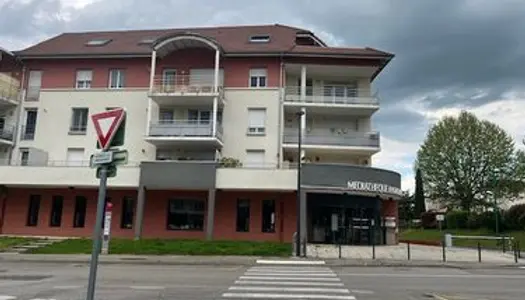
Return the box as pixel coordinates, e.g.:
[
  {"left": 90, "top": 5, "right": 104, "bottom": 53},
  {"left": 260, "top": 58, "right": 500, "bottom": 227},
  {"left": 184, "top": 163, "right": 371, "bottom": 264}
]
[{"left": 0, "top": 261, "right": 524, "bottom": 299}]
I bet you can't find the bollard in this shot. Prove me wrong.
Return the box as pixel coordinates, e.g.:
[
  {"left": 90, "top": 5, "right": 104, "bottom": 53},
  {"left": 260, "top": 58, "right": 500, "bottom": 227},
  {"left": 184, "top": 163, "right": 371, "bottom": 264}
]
[
  {"left": 407, "top": 242, "right": 411, "bottom": 260},
  {"left": 338, "top": 237, "right": 342, "bottom": 259},
  {"left": 372, "top": 243, "right": 376, "bottom": 260},
  {"left": 518, "top": 241, "right": 522, "bottom": 259},
  {"left": 502, "top": 237, "right": 506, "bottom": 253},
  {"left": 442, "top": 240, "right": 446, "bottom": 262},
  {"left": 514, "top": 241, "right": 518, "bottom": 263},
  {"left": 478, "top": 242, "right": 481, "bottom": 263}
]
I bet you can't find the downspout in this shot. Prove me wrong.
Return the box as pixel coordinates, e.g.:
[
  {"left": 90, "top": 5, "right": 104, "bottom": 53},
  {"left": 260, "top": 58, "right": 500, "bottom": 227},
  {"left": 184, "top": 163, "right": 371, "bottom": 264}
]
[
  {"left": 277, "top": 54, "right": 284, "bottom": 168},
  {"left": 12, "top": 65, "right": 27, "bottom": 165}
]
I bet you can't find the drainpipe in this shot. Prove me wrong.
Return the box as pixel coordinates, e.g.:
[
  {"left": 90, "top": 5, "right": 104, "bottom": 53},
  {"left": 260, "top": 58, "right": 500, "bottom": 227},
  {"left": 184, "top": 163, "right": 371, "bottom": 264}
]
[
  {"left": 277, "top": 55, "right": 284, "bottom": 168},
  {"left": 12, "top": 66, "right": 27, "bottom": 164}
]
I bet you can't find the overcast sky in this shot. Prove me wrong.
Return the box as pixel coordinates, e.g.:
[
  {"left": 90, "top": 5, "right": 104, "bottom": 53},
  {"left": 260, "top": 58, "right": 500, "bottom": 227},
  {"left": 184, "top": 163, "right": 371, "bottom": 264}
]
[{"left": 2, "top": 0, "right": 525, "bottom": 192}]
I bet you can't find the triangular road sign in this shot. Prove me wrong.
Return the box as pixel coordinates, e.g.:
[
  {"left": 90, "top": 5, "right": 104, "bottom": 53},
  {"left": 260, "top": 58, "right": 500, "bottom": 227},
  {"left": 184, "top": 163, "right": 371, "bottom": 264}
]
[{"left": 91, "top": 108, "right": 126, "bottom": 150}]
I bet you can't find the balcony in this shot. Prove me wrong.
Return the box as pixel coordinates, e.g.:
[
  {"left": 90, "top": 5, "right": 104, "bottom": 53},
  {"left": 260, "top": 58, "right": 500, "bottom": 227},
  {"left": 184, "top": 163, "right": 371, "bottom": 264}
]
[
  {"left": 0, "top": 124, "right": 15, "bottom": 145},
  {"left": 149, "top": 74, "right": 223, "bottom": 106},
  {"left": 284, "top": 86, "right": 379, "bottom": 115},
  {"left": 145, "top": 119, "right": 223, "bottom": 148},
  {"left": 0, "top": 73, "right": 20, "bottom": 105},
  {"left": 282, "top": 128, "right": 380, "bottom": 155}
]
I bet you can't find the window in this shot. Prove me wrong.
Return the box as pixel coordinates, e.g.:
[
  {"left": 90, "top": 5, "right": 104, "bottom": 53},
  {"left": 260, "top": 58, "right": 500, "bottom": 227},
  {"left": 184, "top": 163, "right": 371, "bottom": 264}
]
[
  {"left": 245, "top": 150, "right": 265, "bottom": 168},
  {"left": 109, "top": 69, "right": 125, "bottom": 89},
  {"left": 73, "top": 196, "right": 87, "bottom": 228},
  {"left": 120, "top": 196, "right": 134, "bottom": 229},
  {"left": 236, "top": 199, "right": 250, "bottom": 232},
  {"left": 86, "top": 39, "right": 112, "bottom": 46},
  {"left": 262, "top": 200, "right": 276, "bottom": 233},
  {"left": 75, "top": 70, "right": 92, "bottom": 89},
  {"left": 188, "top": 110, "right": 211, "bottom": 124},
  {"left": 70, "top": 108, "right": 88, "bottom": 134},
  {"left": 249, "top": 35, "right": 270, "bottom": 43},
  {"left": 26, "top": 70, "right": 42, "bottom": 101},
  {"left": 49, "top": 195, "right": 63, "bottom": 227},
  {"left": 249, "top": 68, "right": 267, "bottom": 87},
  {"left": 19, "top": 148, "right": 29, "bottom": 166},
  {"left": 26, "top": 195, "right": 41, "bottom": 226},
  {"left": 247, "top": 108, "right": 266, "bottom": 135},
  {"left": 66, "top": 148, "right": 85, "bottom": 166},
  {"left": 22, "top": 109, "right": 37, "bottom": 140},
  {"left": 167, "top": 199, "right": 205, "bottom": 231}
]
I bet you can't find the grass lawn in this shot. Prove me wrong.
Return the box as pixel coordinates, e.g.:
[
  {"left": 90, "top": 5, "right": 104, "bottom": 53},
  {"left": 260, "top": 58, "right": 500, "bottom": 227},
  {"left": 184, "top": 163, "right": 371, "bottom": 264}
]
[
  {"left": 400, "top": 229, "right": 525, "bottom": 250},
  {"left": 0, "top": 237, "right": 34, "bottom": 251},
  {"left": 28, "top": 238, "right": 292, "bottom": 256}
]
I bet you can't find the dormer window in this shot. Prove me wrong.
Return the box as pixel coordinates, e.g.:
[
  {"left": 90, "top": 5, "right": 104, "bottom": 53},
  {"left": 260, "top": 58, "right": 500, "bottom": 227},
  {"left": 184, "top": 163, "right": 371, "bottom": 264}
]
[
  {"left": 249, "top": 35, "right": 270, "bottom": 43},
  {"left": 85, "top": 39, "right": 112, "bottom": 47}
]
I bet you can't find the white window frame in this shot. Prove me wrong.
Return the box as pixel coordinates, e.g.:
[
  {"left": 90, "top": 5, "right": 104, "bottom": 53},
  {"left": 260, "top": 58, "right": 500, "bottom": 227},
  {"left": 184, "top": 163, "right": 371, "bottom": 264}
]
[
  {"left": 109, "top": 69, "right": 125, "bottom": 89},
  {"left": 70, "top": 108, "right": 89, "bottom": 134},
  {"left": 66, "top": 148, "right": 85, "bottom": 167},
  {"left": 249, "top": 68, "right": 267, "bottom": 88},
  {"left": 19, "top": 148, "right": 30, "bottom": 166},
  {"left": 75, "top": 70, "right": 92, "bottom": 89},
  {"left": 188, "top": 109, "right": 211, "bottom": 124},
  {"left": 247, "top": 108, "right": 266, "bottom": 135},
  {"left": 245, "top": 150, "right": 265, "bottom": 168}
]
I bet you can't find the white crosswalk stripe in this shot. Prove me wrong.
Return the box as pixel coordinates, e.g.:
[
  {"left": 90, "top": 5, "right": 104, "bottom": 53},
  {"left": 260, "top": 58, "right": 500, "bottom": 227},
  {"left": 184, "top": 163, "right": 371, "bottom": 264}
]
[{"left": 222, "top": 262, "right": 356, "bottom": 299}]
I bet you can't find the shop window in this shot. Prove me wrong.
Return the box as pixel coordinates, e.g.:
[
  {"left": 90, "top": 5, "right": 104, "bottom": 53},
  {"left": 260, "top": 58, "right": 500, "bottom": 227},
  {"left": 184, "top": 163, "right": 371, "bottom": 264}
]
[
  {"left": 73, "top": 196, "right": 87, "bottom": 228},
  {"left": 261, "top": 199, "right": 276, "bottom": 233},
  {"left": 167, "top": 199, "right": 205, "bottom": 231},
  {"left": 26, "top": 194, "right": 41, "bottom": 226},
  {"left": 120, "top": 196, "right": 134, "bottom": 229},
  {"left": 49, "top": 195, "right": 63, "bottom": 227},
  {"left": 236, "top": 199, "right": 250, "bottom": 232}
]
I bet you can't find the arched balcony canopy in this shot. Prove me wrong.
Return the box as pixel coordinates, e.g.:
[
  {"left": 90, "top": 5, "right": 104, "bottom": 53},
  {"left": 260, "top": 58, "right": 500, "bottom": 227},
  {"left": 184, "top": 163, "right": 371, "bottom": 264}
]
[
  {"left": 0, "top": 46, "right": 16, "bottom": 59},
  {"left": 152, "top": 32, "right": 223, "bottom": 58}
]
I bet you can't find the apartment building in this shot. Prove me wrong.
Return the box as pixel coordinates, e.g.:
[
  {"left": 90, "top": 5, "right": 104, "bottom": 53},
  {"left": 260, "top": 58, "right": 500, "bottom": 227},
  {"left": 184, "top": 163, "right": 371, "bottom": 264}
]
[{"left": 0, "top": 24, "right": 402, "bottom": 246}]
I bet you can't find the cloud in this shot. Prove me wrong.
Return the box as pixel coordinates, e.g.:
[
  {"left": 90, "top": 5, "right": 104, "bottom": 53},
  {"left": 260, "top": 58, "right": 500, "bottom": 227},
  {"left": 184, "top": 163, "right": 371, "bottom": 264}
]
[{"left": 1, "top": 0, "right": 525, "bottom": 194}]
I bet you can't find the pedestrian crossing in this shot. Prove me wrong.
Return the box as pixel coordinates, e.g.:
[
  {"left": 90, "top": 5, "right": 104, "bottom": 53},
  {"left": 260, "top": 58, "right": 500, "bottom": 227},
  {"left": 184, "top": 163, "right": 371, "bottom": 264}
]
[{"left": 222, "top": 263, "right": 356, "bottom": 299}]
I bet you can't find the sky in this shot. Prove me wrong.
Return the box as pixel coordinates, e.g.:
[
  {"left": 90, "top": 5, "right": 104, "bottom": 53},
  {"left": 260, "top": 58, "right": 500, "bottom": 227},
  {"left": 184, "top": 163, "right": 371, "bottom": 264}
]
[{"left": 1, "top": 0, "right": 525, "bottom": 192}]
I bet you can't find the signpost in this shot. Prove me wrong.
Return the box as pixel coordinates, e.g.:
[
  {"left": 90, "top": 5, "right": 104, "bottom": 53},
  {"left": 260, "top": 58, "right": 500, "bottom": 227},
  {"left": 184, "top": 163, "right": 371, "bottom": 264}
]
[{"left": 86, "top": 108, "right": 127, "bottom": 300}]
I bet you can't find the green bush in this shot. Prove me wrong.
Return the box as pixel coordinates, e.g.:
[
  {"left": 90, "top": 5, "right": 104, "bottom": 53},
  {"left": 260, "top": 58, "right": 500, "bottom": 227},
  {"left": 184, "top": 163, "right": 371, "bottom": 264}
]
[
  {"left": 446, "top": 210, "right": 469, "bottom": 229},
  {"left": 504, "top": 204, "right": 525, "bottom": 230},
  {"left": 420, "top": 211, "right": 437, "bottom": 229},
  {"left": 467, "top": 211, "right": 501, "bottom": 231}
]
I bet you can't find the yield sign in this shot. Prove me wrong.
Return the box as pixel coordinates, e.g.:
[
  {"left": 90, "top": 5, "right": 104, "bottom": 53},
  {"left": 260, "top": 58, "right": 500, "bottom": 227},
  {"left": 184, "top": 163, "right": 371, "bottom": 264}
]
[{"left": 91, "top": 108, "right": 126, "bottom": 150}]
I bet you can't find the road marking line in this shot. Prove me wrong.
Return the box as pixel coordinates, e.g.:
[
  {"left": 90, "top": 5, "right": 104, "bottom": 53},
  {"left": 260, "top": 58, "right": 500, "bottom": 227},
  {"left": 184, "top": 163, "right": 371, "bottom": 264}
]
[
  {"left": 339, "top": 273, "right": 525, "bottom": 279},
  {"left": 0, "top": 296, "right": 16, "bottom": 300},
  {"left": 53, "top": 285, "right": 81, "bottom": 290},
  {"left": 228, "top": 286, "right": 350, "bottom": 293},
  {"left": 239, "top": 276, "right": 340, "bottom": 281},
  {"left": 247, "top": 269, "right": 335, "bottom": 273},
  {"left": 222, "top": 293, "right": 355, "bottom": 299},
  {"left": 256, "top": 260, "right": 326, "bottom": 265},
  {"left": 350, "top": 289, "right": 374, "bottom": 294},
  {"left": 235, "top": 280, "right": 344, "bottom": 286},
  {"left": 244, "top": 272, "right": 337, "bottom": 277},
  {"left": 130, "top": 285, "right": 165, "bottom": 290}
]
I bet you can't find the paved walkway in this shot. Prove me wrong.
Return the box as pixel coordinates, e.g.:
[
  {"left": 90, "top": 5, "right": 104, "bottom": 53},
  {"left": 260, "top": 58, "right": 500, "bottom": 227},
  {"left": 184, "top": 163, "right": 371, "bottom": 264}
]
[{"left": 308, "top": 243, "right": 522, "bottom": 264}]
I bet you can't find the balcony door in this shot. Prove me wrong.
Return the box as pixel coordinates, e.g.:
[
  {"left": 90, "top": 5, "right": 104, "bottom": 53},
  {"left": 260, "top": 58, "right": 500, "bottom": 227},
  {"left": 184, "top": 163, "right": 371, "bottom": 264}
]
[
  {"left": 162, "top": 69, "right": 177, "bottom": 92},
  {"left": 23, "top": 109, "right": 37, "bottom": 140}
]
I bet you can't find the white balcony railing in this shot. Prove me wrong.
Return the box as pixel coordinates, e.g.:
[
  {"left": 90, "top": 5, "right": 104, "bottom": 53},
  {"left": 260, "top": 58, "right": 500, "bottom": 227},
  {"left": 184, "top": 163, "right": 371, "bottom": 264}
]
[
  {"left": 150, "top": 74, "right": 223, "bottom": 95},
  {"left": 0, "top": 123, "right": 15, "bottom": 142},
  {"left": 284, "top": 86, "right": 379, "bottom": 105},
  {"left": 0, "top": 73, "right": 20, "bottom": 102},
  {"left": 283, "top": 128, "right": 380, "bottom": 148},
  {"left": 149, "top": 119, "right": 223, "bottom": 140}
]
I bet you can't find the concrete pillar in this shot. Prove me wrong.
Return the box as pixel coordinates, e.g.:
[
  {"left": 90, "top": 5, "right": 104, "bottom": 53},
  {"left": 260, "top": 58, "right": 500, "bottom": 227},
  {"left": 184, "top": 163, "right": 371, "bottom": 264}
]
[
  {"left": 133, "top": 185, "right": 146, "bottom": 240},
  {"left": 300, "top": 190, "right": 307, "bottom": 256},
  {"left": 212, "top": 96, "right": 218, "bottom": 137},
  {"left": 206, "top": 189, "right": 216, "bottom": 240},
  {"left": 214, "top": 49, "right": 220, "bottom": 93},
  {"left": 299, "top": 65, "right": 307, "bottom": 161},
  {"left": 300, "top": 107, "right": 306, "bottom": 161}
]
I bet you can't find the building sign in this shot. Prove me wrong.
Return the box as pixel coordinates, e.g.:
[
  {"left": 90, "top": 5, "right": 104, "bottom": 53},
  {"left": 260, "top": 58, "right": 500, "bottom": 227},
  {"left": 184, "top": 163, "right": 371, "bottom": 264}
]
[{"left": 347, "top": 180, "right": 403, "bottom": 197}]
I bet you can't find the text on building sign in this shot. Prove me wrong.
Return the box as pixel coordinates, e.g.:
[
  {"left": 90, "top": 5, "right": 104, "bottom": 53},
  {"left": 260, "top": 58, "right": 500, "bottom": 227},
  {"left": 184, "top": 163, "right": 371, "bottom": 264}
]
[{"left": 346, "top": 180, "right": 403, "bottom": 196}]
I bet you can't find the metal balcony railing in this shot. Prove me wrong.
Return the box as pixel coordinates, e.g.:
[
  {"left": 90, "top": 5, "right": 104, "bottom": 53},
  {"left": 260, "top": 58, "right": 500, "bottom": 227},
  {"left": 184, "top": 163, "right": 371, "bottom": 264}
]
[
  {"left": 150, "top": 74, "right": 223, "bottom": 95},
  {"left": 0, "top": 73, "right": 20, "bottom": 102},
  {"left": 283, "top": 128, "right": 380, "bottom": 148},
  {"left": 149, "top": 119, "right": 223, "bottom": 139},
  {"left": 284, "top": 86, "right": 379, "bottom": 105},
  {"left": 20, "top": 125, "right": 36, "bottom": 141},
  {"left": 0, "top": 124, "right": 15, "bottom": 142}
]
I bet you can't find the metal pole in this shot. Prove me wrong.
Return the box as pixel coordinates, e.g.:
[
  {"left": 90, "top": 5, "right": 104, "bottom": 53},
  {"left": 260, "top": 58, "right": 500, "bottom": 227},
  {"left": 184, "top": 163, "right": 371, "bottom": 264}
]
[
  {"left": 407, "top": 242, "right": 411, "bottom": 260},
  {"left": 86, "top": 164, "right": 108, "bottom": 300},
  {"left": 442, "top": 239, "right": 446, "bottom": 262},
  {"left": 478, "top": 242, "right": 481, "bottom": 263},
  {"left": 295, "top": 110, "right": 304, "bottom": 257}
]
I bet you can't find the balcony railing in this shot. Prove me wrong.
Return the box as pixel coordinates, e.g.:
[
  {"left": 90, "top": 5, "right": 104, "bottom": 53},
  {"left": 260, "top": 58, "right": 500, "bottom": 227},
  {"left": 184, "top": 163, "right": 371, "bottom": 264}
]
[
  {"left": 150, "top": 74, "right": 223, "bottom": 95},
  {"left": 0, "top": 73, "right": 20, "bottom": 102},
  {"left": 283, "top": 128, "right": 380, "bottom": 148},
  {"left": 284, "top": 86, "right": 379, "bottom": 105},
  {"left": 0, "top": 124, "right": 15, "bottom": 142},
  {"left": 149, "top": 119, "right": 223, "bottom": 139},
  {"left": 20, "top": 125, "right": 36, "bottom": 141}
]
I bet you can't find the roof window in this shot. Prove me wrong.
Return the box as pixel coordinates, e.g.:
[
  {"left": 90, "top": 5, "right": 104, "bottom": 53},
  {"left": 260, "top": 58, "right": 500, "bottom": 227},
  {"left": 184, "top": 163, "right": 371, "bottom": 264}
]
[
  {"left": 85, "top": 39, "right": 112, "bottom": 47},
  {"left": 249, "top": 35, "right": 270, "bottom": 43},
  {"left": 138, "top": 38, "right": 156, "bottom": 45}
]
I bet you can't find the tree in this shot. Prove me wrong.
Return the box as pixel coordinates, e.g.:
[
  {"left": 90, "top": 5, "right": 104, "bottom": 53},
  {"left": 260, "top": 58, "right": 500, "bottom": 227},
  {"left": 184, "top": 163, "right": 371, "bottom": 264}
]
[
  {"left": 414, "top": 168, "right": 426, "bottom": 216},
  {"left": 416, "top": 111, "right": 525, "bottom": 212}
]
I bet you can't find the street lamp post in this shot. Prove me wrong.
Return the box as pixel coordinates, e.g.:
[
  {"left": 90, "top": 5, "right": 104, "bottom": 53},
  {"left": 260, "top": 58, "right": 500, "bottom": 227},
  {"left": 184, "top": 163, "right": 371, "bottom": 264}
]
[{"left": 296, "top": 110, "right": 305, "bottom": 257}]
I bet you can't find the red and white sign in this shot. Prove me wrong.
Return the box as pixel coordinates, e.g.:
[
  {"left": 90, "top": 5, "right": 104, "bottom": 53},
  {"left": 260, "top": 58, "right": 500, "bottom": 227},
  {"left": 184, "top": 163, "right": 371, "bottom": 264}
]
[{"left": 91, "top": 108, "right": 125, "bottom": 150}]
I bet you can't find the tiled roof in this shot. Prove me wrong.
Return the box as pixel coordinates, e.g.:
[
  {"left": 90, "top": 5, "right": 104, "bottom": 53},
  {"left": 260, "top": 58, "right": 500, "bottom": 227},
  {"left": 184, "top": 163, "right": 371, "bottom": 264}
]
[{"left": 14, "top": 24, "right": 394, "bottom": 59}]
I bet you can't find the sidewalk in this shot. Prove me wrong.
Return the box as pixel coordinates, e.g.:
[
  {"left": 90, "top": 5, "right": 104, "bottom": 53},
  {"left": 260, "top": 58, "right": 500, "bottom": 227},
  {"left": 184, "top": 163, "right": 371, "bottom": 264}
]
[{"left": 0, "top": 252, "right": 523, "bottom": 269}]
